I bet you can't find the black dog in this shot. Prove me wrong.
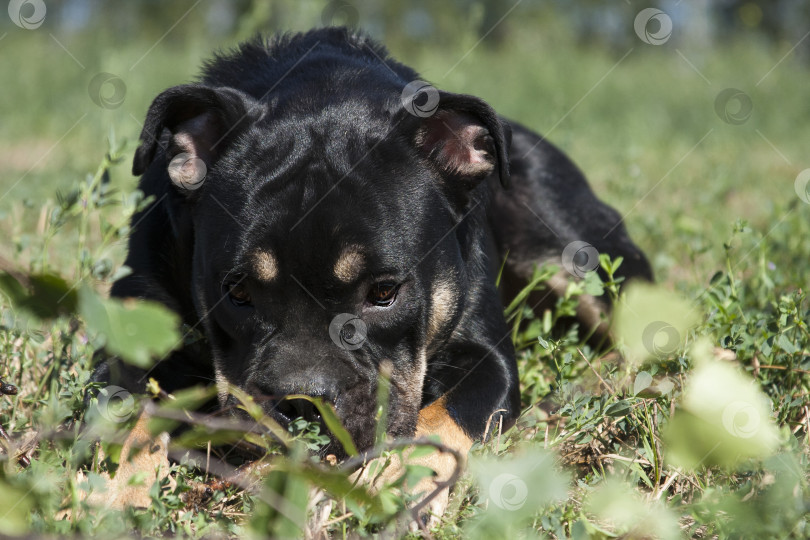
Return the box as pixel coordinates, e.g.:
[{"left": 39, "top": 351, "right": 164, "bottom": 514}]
[{"left": 91, "top": 26, "right": 650, "bottom": 505}]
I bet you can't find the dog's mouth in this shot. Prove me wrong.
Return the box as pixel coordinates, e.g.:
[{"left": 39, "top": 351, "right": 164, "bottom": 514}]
[
  {"left": 269, "top": 396, "right": 351, "bottom": 459},
  {"left": 217, "top": 384, "right": 381, "bottom": 461}
]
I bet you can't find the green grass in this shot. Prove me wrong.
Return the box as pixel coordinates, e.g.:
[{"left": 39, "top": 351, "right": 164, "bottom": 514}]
[{"left": 1, "top": 7, "right": 809, "bottom": 539}]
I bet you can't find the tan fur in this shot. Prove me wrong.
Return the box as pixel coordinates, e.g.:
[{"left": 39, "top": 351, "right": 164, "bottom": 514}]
[
  {"left": 354, "top": 395, "right": 473, "bottom": 528},
  {"left": 333, "top": 246, "right": 365, "bottom": 282},
  {"left": 253, "top": 250, "right": 278, "bottom": 281},
  {"left": 65, "top": 411, "right": 174, "bottom": 515},
  {"left": 109, "top": 413, "right": 172, "bottom": 508},
  {"left": 427, "top": 280, "right": 458, "bottom": 348},
  {"left": 410, "top": 396, "right": 473, "bottom": 527},
  {"left": 399, "top": 349, "right": 428, "bottom": 425},
  {"left": 414, "top": 396, "right": 474, "bottom": 463},
  {"left": 215, "top": 367, "right": 229, "bottom": 406},
  {"left": 412, "top": 349, "right": 428, "bottom": 402}
]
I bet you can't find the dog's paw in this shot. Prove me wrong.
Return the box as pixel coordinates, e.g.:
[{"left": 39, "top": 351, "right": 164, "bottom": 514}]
[
  {"left": 350, "top": 398, "right": 475, "bottom": 530},
  {"left": 351, "top": 441, "right": 461, "bottom": 531},
  {"left": 406, "top": 444, "right": 460, "bottom": 530},
  {"left": 409, "top": 481, "right": 450, "bottom": 532}
]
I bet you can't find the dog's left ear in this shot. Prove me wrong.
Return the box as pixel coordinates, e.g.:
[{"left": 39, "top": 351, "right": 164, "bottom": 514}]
[
  {"left": 412, "top": 91, "right": 511, "bottom": 189},
  {"left": 132, "top": 84, "right": 260, "bottom": 187}
]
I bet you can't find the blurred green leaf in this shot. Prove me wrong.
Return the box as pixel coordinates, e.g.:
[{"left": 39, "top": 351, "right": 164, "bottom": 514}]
[
  {"left": 504, "top": 264, "right": 559, "bottom": 317},
  {"left": 146, "top": 385, "right": 218, "bottom": 434},
  {"left": 663, "top": 341, "right": 780, "bottom": 469},
  {"left": 584, "top": 480, "right": 680, "bottom": 539},
  {"left": 605, "top": 400, "right": 632, "bottom": 417},
  {"left": 229, "top": 385, "right": 291, "bottom": 447},
  {"left": 250, "top": 467, "right": 309, "bottom": 539},
  {"left": 776, "top": 333, "right": 799, "bottom": 354},
  {"left": 160, "top": 385, "right": 218, "bottom": 411},
  {"left": 78, "top": 285, "right": 180, "bottom": 368},
  {"left": 633, "top": 371, "right": 653, "bottom": 396},
  {"left": 0, "top": 271, "right": 78, "bottom": 319},
  {"left": 467, "top": 444, "right": 569, "bottom": 538},
  {"left": 582, "top": 270, "right": 605, "bottom": 297},
  {"left": 286, "top": 462, "right": 388, "bottom": 519},
  {"left": 0, "top": 478, "right": 33, "bottom": 536},
  {"left": 613, "top": 282, "right": 699, "bottom": 366},
  {"left": 407, "top": 442, "right": 440, "bottom": 460},
  {"left": 402, "top": 464, "right": 435, "bottom": 492}
]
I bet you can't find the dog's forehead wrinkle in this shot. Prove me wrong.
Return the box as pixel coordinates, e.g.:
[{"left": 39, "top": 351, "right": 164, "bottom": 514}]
[
  {"left": 257, "top": 106, "right": 385, "bottom": 166},
  {"left": 248, "top": 163, "right": 359, "bottom": 224},
  {"left": 273, "top": 86, "right": 390, "bottom": 122}
]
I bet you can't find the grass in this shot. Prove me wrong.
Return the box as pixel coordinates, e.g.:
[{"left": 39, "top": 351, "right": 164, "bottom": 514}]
[{"left": 1, "top": 6, "right": 809, "bottom": 539}]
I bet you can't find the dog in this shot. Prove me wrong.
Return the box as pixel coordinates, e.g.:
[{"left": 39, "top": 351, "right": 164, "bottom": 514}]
[{"left": 90, "top": 27, "right": 651, "bottom": 521}]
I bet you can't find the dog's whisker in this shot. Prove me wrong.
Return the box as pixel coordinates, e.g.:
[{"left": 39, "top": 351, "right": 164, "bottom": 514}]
[{"left": 426, "top": 363, "right": 472, "bottom": 372}]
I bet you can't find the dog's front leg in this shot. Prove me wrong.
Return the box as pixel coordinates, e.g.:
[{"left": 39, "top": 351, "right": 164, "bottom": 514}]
[
  {"left": 407, "top": 396, "right": 474, "bottom": 527},
  {"left": 361, "top": 341, "right": 519, "bottom": 529},
  {"left": 354, "top": 397, "right": 470, "bottom": 530}
]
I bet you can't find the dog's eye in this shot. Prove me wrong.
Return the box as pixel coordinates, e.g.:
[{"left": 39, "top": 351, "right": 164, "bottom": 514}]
[
  {"left": 224, "top": 280, "right": 252, "bottom": 307},
  {"left": 367, "top": 282, "right": 399, "bottom": 307}
]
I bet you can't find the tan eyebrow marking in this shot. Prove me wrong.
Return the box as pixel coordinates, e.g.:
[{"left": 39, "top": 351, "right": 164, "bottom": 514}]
[
  {"left": 254, "top": 250, "right": 279, "bottom": 281},
  {"left": 333, "top": 246, "right": 365, "bottom": 282}
]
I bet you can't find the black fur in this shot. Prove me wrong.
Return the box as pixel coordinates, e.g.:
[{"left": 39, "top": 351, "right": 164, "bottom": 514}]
[{"left": 91, "top": 28, "right": 651, "bottom": 456}]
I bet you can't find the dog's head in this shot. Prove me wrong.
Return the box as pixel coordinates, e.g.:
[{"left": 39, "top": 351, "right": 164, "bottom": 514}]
[{"left": 132, "top": 78, "right": 510, "bottom": 455}]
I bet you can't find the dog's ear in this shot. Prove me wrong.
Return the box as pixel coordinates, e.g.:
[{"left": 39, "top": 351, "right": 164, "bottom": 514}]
[
  {"left": 411, "top": 91, "right": 511, "bottom": 189},
  {"left": 132, "top": 84, "right": 258, "bottom": 188}
]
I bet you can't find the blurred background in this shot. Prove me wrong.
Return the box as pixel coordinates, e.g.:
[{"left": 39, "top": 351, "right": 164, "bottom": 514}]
[{"left": 1, "top": 0, "right": 808, "bottom": 291}]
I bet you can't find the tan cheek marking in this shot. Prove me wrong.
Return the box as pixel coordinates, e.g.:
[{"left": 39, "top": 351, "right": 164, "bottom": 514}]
[
  {"left": 389, "top": 349, "right": 428, "bottom": 425},
  {"left": 333, "top": 247, "right": 365, "bottom": 282},
  {"left": 254, "top": 250, "right": 278, "bottom": 281},
  {"left": 215, "top": 368, "right": 229, "bottom": 407},
  {"left": 427, "top": 280, "right": 458, "bottom": 347},
  {"left": 411, "top": 349, "right": 428, "bottom": 404}
]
